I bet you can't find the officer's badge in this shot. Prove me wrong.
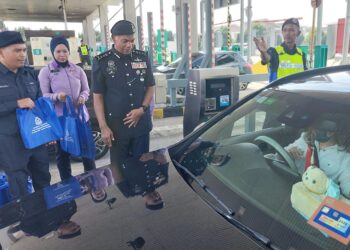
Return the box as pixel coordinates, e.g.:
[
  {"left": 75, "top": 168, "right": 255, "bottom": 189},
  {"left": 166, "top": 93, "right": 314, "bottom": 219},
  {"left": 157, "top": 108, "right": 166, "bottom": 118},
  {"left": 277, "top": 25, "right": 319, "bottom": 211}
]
[
  {"left": 136, "top": 70, "right": 140, "bottom": 75},
  {"left": 142, "top": 69, "right": 146, "bottom": 74},
  {"left": 107, "top": 60, "right": 117, "bottom": 76},
  {"left": 134, "top": 57, "right": 142, "bottom": 62},
  {"left": 131, "top": 62, "right": 147, "bottom": 69},
  {"left": 108, "top": 60, "right": 115, "bottom": 67}
]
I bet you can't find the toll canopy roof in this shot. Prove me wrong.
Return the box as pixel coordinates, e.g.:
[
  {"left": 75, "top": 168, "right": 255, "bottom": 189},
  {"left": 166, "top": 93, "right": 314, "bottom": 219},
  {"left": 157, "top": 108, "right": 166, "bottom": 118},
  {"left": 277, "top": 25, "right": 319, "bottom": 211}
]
[{"left": 0, "top": 0, "right": 117, "bottom": 22}]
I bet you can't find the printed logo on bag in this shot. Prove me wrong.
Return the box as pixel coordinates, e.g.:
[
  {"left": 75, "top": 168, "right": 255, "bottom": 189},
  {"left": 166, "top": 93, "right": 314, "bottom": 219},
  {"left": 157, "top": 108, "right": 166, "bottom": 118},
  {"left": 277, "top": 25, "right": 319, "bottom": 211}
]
[
  {"left": 31, "top": 116, "right": 51, "bottom": 134},
  {"left": 35, "top": 116, "right": 43, "bottom": 125},
  {"left": 64, "top": 131, "right": 74, "bottom": 142}
]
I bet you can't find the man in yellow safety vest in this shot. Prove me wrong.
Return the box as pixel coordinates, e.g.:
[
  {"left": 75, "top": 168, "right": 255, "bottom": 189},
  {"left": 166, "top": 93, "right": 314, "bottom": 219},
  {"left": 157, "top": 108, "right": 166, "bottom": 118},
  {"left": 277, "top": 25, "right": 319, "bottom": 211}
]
[
  {"left": 254, "top": 18, "right": 307, "bottom": 82},
  {"left": 78, "top": 39, "right": 91, "bottom": 66}
]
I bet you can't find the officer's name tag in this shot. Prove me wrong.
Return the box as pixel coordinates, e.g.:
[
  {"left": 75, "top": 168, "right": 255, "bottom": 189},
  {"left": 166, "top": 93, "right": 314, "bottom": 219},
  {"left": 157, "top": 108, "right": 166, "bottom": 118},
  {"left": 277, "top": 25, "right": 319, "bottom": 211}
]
[{"left": 131, "top": 62, "right": 147, "bottom": 69}]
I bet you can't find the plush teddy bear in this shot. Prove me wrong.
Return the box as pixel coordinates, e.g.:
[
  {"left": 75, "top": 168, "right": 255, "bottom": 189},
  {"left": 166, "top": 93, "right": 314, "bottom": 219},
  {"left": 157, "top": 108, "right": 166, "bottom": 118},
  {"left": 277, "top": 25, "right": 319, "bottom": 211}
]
[{"left": 291, "top": 167, "right": 350, "bottom": 219}]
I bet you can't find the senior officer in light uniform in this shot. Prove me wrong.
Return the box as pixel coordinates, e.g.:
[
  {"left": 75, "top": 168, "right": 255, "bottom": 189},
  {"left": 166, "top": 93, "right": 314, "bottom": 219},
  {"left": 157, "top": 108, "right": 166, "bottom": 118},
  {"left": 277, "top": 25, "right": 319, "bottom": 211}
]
[
  {"left": 92, "top": 20, "right": 163, "bottom": 209},
  {"left": 0, "top": 31, "right": 51, "bottom": 199}
]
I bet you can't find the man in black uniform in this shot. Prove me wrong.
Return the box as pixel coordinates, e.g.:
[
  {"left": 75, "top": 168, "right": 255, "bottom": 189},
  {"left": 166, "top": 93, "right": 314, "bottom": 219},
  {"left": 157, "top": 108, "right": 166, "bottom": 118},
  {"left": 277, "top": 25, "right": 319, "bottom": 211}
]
[
  {"left": 92, "top": 20, "right": 163, "bottom": 209},
  {"left": 0, "top": 31, "right": 51, "bottom": 200}
]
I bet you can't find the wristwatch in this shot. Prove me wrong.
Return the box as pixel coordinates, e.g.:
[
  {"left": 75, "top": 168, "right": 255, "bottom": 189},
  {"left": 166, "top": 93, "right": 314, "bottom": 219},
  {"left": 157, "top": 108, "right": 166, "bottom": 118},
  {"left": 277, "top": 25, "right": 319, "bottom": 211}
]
[{"left": 141, "top": 105, "right": 148, "bottom": 112}]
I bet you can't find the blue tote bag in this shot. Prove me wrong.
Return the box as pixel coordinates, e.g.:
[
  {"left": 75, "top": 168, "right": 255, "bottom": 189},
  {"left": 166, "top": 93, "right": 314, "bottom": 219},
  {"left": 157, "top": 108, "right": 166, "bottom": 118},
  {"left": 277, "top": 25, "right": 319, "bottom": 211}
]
[
  {"left": 77, "top": 105, "right": 96, "bottom": 160},
  {"left": 16, "top": 97, "right": 63, "bottom": 149},
  {"left": 59, "top": 96, "right": 81, "bottom": 157}
]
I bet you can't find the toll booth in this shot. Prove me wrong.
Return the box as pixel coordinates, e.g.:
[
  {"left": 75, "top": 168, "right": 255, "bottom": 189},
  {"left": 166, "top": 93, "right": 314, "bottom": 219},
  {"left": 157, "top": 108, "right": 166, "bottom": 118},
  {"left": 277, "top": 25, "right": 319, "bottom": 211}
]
[{"left": 183, "top": 68, "right": 240, "bottom": 136}]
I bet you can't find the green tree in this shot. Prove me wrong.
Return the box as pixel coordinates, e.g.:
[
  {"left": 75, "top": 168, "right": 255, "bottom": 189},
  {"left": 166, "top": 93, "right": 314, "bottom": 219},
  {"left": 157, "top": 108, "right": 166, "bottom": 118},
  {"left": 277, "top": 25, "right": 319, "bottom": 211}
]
[
  {"left": 40, "top": 26, "right": 52, "bottom": 30},
  {"left": 167, "top": 30, "right": 175, "bottom": 41},
  {"left": 252, "top": 22, "right": 266, "bottom": 37},
  {"left": 14, "top": 26, "right": 29, "bottom": 32},
  {"left": 0, "top": 20, "right": 6, "bottom": 31},
  {"left": 219, "top": 26, "right": 231, "bottom": 47},
  {"left": 95, "top": 30, "right": 101, "bottom": 42}
]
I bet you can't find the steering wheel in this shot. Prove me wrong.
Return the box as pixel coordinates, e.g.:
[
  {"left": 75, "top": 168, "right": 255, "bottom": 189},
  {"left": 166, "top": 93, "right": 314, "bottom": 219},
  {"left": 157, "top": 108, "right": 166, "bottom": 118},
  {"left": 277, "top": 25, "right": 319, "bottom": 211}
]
[{"left": 254, "top": 135, "right": 299, "bottom": 174}]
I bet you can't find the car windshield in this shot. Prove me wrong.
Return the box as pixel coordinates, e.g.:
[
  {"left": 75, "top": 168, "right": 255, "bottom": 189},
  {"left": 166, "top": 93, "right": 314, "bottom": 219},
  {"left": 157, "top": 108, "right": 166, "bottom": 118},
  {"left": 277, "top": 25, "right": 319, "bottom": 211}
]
[{"left": 175, "top": 70, "right": 350, "bottom": 250}]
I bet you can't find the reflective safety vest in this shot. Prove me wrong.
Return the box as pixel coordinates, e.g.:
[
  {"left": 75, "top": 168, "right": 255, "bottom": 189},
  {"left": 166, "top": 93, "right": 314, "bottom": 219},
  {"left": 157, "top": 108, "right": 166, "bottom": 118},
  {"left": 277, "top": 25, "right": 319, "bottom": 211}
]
[
  {"left": 80, "top": 45, "right": 89, "bottom": 56},
  {"left": 275, "top": 45, "right": 304, "bottom": 79}
]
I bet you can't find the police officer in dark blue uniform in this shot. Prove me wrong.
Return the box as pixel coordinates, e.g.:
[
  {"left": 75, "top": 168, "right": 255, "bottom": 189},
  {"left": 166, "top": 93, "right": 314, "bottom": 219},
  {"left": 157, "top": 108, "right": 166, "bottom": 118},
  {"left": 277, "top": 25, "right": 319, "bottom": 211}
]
[
  {"left": 92, "top": 20, "right": 163, "bottom": 209},
  {"left": 0, "top": 31, "right": 51, "bottom": 200}
]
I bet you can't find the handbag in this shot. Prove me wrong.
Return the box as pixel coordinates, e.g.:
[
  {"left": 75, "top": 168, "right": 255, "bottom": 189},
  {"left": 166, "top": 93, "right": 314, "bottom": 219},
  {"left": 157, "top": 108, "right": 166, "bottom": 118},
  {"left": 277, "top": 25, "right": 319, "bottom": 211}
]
[
  {"left": 59, "top": 96, "right": 81, "bottom": 156},
  {"left": 77, "top": 105, "right": 96, "bottom": 160},
  {"left": 16, "top": 97, "right": 63, "bottom": 149}
]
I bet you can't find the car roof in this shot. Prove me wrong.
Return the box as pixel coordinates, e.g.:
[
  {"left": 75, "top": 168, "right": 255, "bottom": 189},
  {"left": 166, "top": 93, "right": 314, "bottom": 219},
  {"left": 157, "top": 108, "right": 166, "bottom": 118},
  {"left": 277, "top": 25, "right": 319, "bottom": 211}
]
[
  {"left": 278, "top": 82, "right": 350, "bottom": 94},
  {"left": 267, "top": 64, "right": 350, "bottom": 92}
]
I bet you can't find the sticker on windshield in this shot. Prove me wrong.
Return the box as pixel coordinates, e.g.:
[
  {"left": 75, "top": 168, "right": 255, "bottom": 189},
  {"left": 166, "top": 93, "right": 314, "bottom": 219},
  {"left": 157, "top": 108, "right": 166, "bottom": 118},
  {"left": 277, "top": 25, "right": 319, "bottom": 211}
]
[
  {"left": 308, "top": 197, "right": 350, "bottom": 245},
  {"left": 255, "top": 96, "right": 276, "bottom": 105}
]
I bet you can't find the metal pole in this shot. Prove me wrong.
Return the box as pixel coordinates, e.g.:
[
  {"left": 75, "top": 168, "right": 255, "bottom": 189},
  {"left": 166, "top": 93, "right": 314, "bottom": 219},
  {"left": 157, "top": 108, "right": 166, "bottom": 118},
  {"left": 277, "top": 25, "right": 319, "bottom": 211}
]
[
  {"left": 173, "top": 3, "right": 189, "bottom": 78},
  {"left": 160, "top": 0, "right": 166, "bottom": 64},
  {"left": 137, "top": 16, "right": 143, "bottom": 50},
  {"left": 200, "top": 0, "right": 205, "bottom": 50},
  {"left": 188, "top": 3, "right": 192, "bottom": 69},
  {"left": 240, "top": 0, "right": 245, "bottom": 56},
  {"left": 200, "top": 0, "right": 213, "bottom": 68},
  {"left": 147, "top": 12, "right": 156, "bottom": 65},
  {"left": 246, "top": 0, "right": 252, "bottom": 63},
  {"left": 211, "top": 0, "right": 215, "bottom": 67},
  {"left": 309, "top": 6, "right": 317, "bottom": 68},
  {"left": 175, "top": 0, "right": 183, "bottom": 56},
  {"left": 342, "top": 0, "right": 350, "bottom": 64},
  {"left": 227, "top": 0, "right": 232, "bottom": 48},
  {"left": 139, "top": 0, "right": 144, "bottom": 50},
  {"left": 316, "top": 1, "right": 323, "bottom": 45},
  {"left": 61, "top": 0, "right": 68, "bottom": 30}
]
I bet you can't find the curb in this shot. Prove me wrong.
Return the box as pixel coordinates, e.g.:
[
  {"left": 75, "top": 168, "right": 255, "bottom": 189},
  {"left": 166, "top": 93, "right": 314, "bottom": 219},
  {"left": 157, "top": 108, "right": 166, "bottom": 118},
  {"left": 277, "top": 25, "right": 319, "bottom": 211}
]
[{"left": 153, "top": 106, "right": 184, "bottom": 119}]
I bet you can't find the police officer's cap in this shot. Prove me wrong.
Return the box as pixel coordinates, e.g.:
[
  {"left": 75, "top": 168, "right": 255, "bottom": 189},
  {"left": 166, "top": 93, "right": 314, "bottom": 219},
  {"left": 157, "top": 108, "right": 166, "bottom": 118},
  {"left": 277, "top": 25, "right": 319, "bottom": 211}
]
[
  {"left": 0, "top": 31, "right": 25, "bottom": 49},
  {"left": 282, "top": 18, "right": 300, "bottom": 30},
  {"left": 111, "top": 20, "right": 136, "bottom": 36}
]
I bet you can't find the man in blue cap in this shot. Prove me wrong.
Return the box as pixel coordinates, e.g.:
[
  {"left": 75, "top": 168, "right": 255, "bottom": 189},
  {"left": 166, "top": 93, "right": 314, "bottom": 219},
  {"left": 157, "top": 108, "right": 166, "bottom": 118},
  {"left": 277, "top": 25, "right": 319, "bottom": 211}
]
[
  {"left": 254, "top": 18, "right": 308, "bottom": 82},
  {"left": 92, "top": 20, "right": 163, "bottom": 209},
  {"left": 0, "top": 31, "right": 51, "bottom": 200},
  {"left": 0, "top": 32, "right": 83, "bottom": 240}
]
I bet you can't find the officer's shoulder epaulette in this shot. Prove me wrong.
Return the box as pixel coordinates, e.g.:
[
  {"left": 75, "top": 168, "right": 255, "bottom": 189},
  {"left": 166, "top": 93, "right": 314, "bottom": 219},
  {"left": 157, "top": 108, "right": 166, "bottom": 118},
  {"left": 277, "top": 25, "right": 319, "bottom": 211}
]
[
  {"left": 133, "top": 49, "right": 147, "bottom": 57},
  {"left": 95, "top": 50, "right": 112, "bottom": 61}
]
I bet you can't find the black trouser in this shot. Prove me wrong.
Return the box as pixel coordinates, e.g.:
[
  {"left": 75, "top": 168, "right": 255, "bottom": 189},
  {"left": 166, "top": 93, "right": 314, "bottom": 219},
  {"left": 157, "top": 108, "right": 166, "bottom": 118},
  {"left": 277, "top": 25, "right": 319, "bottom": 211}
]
[
  {"left": 80, "top": 55, "right": 91, "bottom": 65},
  {"left": 56, "top": 141, "right": 96, "bottom": 181},
  {"left": 0, "top": 134, "right": 51, "bottom": 200}
]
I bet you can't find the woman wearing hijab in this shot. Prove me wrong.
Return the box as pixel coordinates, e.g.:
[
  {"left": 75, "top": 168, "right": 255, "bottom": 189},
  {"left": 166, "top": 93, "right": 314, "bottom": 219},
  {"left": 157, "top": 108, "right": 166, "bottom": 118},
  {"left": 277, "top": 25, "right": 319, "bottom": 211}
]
[{"left": 38, "top": 36, "right": 106, "bottom": 202}]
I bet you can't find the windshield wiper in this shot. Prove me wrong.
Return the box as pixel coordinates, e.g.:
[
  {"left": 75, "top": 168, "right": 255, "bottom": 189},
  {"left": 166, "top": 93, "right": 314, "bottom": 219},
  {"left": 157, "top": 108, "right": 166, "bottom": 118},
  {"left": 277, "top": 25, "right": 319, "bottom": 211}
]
[
  {"left": 173, "top": 160, "right": 281, "bottom": 250},
  {"left": 173, "top": 159, "right": 234, "bottom": 216}
]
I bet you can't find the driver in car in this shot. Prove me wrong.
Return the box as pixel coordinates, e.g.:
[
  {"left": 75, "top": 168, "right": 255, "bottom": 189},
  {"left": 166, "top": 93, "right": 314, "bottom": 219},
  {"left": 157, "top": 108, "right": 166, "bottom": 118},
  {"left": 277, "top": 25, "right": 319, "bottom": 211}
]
[{"left": 284, "top": 115, "right": 350, "bottom": 198}]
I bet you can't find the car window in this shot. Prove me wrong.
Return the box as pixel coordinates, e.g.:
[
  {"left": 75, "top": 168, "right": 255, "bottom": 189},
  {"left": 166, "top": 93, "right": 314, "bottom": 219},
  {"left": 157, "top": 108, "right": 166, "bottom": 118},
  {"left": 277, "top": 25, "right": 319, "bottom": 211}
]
[
  {"left": 168, "top": 57, "right": 181, "bottom": 68},
  {"left": 177, "top": 73, "right": 350, "bottom": 250},
  {"left": 230, "top": 110, "right": 266, "bottom": 136},
  {"left": 215, "top": 54, "right": 236, "bottom": 66},
  {"left": 168, "top": 53, "right": 204, "bottom": 68}
]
